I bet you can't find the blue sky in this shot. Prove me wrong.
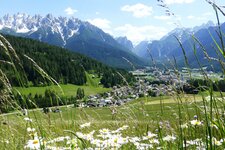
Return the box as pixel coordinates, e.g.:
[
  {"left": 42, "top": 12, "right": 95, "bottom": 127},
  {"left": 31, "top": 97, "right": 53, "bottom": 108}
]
[{"left": 0, "top": 0, "right": 225, "bottom": 44}]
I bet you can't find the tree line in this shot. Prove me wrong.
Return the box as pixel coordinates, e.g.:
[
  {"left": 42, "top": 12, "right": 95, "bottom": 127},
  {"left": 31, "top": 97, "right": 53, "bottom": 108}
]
[
  {"left": 183, "top": 78, "right": 225, "bottom": 94},
  {"left": 0, "top": 34, "right": 135, "bottom": 88}
]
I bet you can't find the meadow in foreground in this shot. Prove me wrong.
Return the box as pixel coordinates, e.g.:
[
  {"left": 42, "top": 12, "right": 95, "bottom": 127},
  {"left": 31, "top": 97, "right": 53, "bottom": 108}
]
[{"left": 1, "top": 93, "right": 225, "bottom": 149}]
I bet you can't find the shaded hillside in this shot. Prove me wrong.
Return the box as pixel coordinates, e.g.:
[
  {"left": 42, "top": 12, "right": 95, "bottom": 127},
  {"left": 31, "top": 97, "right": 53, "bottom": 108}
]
[{"left": 0, "top": 34, "right": 135, "bottom": 87}]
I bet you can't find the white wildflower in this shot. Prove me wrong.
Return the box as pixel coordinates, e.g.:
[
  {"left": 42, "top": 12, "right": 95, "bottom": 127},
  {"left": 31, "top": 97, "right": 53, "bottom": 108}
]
[
  {"left": 112, "top": 125, "right": 129, "bottom": 134},
  {"left": 135, "top": 143, "right": 153, "bottom": 150},
  {"left": 212, "top": 137, "right": 222, "bottom": 146},
  {"left": 163, "top": 135, "right": 176, "bottom": 142},
  {"left": 143, "top": 131, "right": 157, "bottom": 140},
  {"left": 190, "top": 120, "right": 202, "bottom": 126},
  {"left": 108, "top": 135, "right": 126, "bottom": 148},
  {"left": 99, "top": 128, "right": 110, "bottom": 134},
  {"left": 98, "top": 128, "right": 111, "bottom": 139},
  {"left": 186, "top": 138, "right": 203, "bottom": 147},
  {"left": 83, "top": 132, "right": 95, "bottom": 141},
  {"left": 129, "top": 136, "right": 141, "bottom": 143},
  {"left": 76, "top": 132, "right": 85, "bottom": 139},
  {"left": 90, "top": 139, "right": 104, "bottom": 148},
  {"left": 24, "top": 117, "right": 32, "bottom": 122},
  {"left": 24, "top": 136, "right": 43, "bottom": 149},
  {"left": 27, "top": 127, "right": 35, "bottom": 132},
  {"left": 149, "top": 138, "right": 159, "bottom": 144},
  {"left": 181, "top": 123, "right": 188, "bottom": 129},
  {"left": 80, "top": 122, "right": 91, "bottom": 128},
  {"left": 67, "top": 138, "right": 78, "bottom": 147}
]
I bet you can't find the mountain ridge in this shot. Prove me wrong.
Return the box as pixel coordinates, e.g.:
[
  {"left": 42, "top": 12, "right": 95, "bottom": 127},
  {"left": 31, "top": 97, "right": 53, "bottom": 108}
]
[
  {"left": 0, "top": 13, "right": 145, "bottom": 69},
  {"left": 133, "top": 21, "right": 216, "bottom": 59},
  {"left": 115, "top": 36, "right": 134, "bottom": 51},
  {"left": 133, "top": 21, "right": 225, "bottom": 70}
]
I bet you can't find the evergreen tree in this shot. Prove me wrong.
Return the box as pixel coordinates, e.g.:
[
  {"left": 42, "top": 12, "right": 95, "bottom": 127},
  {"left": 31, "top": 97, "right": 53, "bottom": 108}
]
[{"left": 76, "top": 88, "right": 85, "bottom": 99}]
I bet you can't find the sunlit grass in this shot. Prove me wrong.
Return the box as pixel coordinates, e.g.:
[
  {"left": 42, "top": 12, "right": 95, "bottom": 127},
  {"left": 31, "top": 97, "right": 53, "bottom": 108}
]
[
  {"left": 14, "top": 84, "right": 111, "bottom": 97},
  {"left": 1, "top": 94, "right": 224, "bottom": 149}
]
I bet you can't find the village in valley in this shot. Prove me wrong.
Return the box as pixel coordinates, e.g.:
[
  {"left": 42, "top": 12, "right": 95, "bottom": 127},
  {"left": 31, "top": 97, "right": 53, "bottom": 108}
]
[{"left": 76, "top": 67, "right": 224, "bottom": 108}]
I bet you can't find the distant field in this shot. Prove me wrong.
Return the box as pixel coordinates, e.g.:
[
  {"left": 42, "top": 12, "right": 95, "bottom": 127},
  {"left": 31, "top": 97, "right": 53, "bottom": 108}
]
[
  {"left": 3, "top": 94, "right": 212, "bottom": 123},
  {"left": 3, "top": 94, "right": 199, "bottom": 123},
  {"left": 2, "top": 94, "right": 209, "bottom": 133},
  {"left": 14, "top": 84, "right": 111, "bottom": 97},
  {"left": 14, "top": 73, "right": 111, "bottom": 97}
]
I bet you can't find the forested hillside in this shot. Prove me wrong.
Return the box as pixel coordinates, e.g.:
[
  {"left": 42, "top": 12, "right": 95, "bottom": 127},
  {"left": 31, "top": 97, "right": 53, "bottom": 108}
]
[{"left": 0, "top": 34, "right": 135, "bottom": 87}]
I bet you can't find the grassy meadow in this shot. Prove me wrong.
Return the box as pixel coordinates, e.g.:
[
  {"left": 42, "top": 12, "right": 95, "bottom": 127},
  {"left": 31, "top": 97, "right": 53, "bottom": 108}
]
[
  {"left": 15, "top": 83, "right": 111, "bottom": 97},
  {"left": 1, "top": 92, "right": 225, "bottom": 149},
  {"left": 14, "top": 72, "right": 111, "bottom": 97}
]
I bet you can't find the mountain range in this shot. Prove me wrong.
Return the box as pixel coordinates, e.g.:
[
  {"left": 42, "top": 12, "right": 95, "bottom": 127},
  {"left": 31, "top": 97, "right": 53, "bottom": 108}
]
[
  {"left": 0, "top": 13, "right": 224, "bottom": 70},
  {"left": 0, "top": 13, "right": 145, "bottom": 69},
  {"left": 115, "top": 36, "right": 134, "bottom": 50},
  {"left": 132, "top": 21, "right": 225, "bottom": 70},
  {"left": 133, "top": 21, "right": 215, "bottom": 59}
]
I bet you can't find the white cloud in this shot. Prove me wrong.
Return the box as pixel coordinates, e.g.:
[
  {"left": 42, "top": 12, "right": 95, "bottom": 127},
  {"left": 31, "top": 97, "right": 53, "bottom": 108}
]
[
  {"left": 114, "top": 24, "right": 169, "bottom": 45},
  {"left": 187, "top": 12, "right": 212, "bottom": 21},
  {"left": 154, "top": 15, "right": 172, "bottom": 20},
  {"left": 166, "top": 21, "right": 176, "bottom": 26},
  {"left": 87, "top": 18, "right": 111, "bottom": 29},
  {"left": 121, "top": 3, "right": 153, "bottom": 18},
  {"left": 87, "top": 18, "right": 112, "bottom": 34},
  {"left": 202, "top": 12, "right": 213, "bottom": 17},
  {"left": 64, "top": 7, "right": 77, "bottom": 15},
  {"left": 165, "top": 0, "right": 195, "bottom": 5},
  {"left": 187, "top": 15, "right": 195, "bottom": 19}
]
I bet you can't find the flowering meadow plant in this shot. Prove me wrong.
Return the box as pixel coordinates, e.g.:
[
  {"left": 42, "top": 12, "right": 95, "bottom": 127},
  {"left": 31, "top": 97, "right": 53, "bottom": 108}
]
[{"left": 23, "top": 119, "right": 225, "bottom": 149}]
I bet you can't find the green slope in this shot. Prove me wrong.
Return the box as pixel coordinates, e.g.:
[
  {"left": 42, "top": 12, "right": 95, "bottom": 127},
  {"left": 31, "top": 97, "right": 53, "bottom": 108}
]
[
  {"left": 0, "top": 34, "right": 135, "bottom": 87},
  {"left": 15, "top": 84, "right": 111, "bottom": 97}
]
